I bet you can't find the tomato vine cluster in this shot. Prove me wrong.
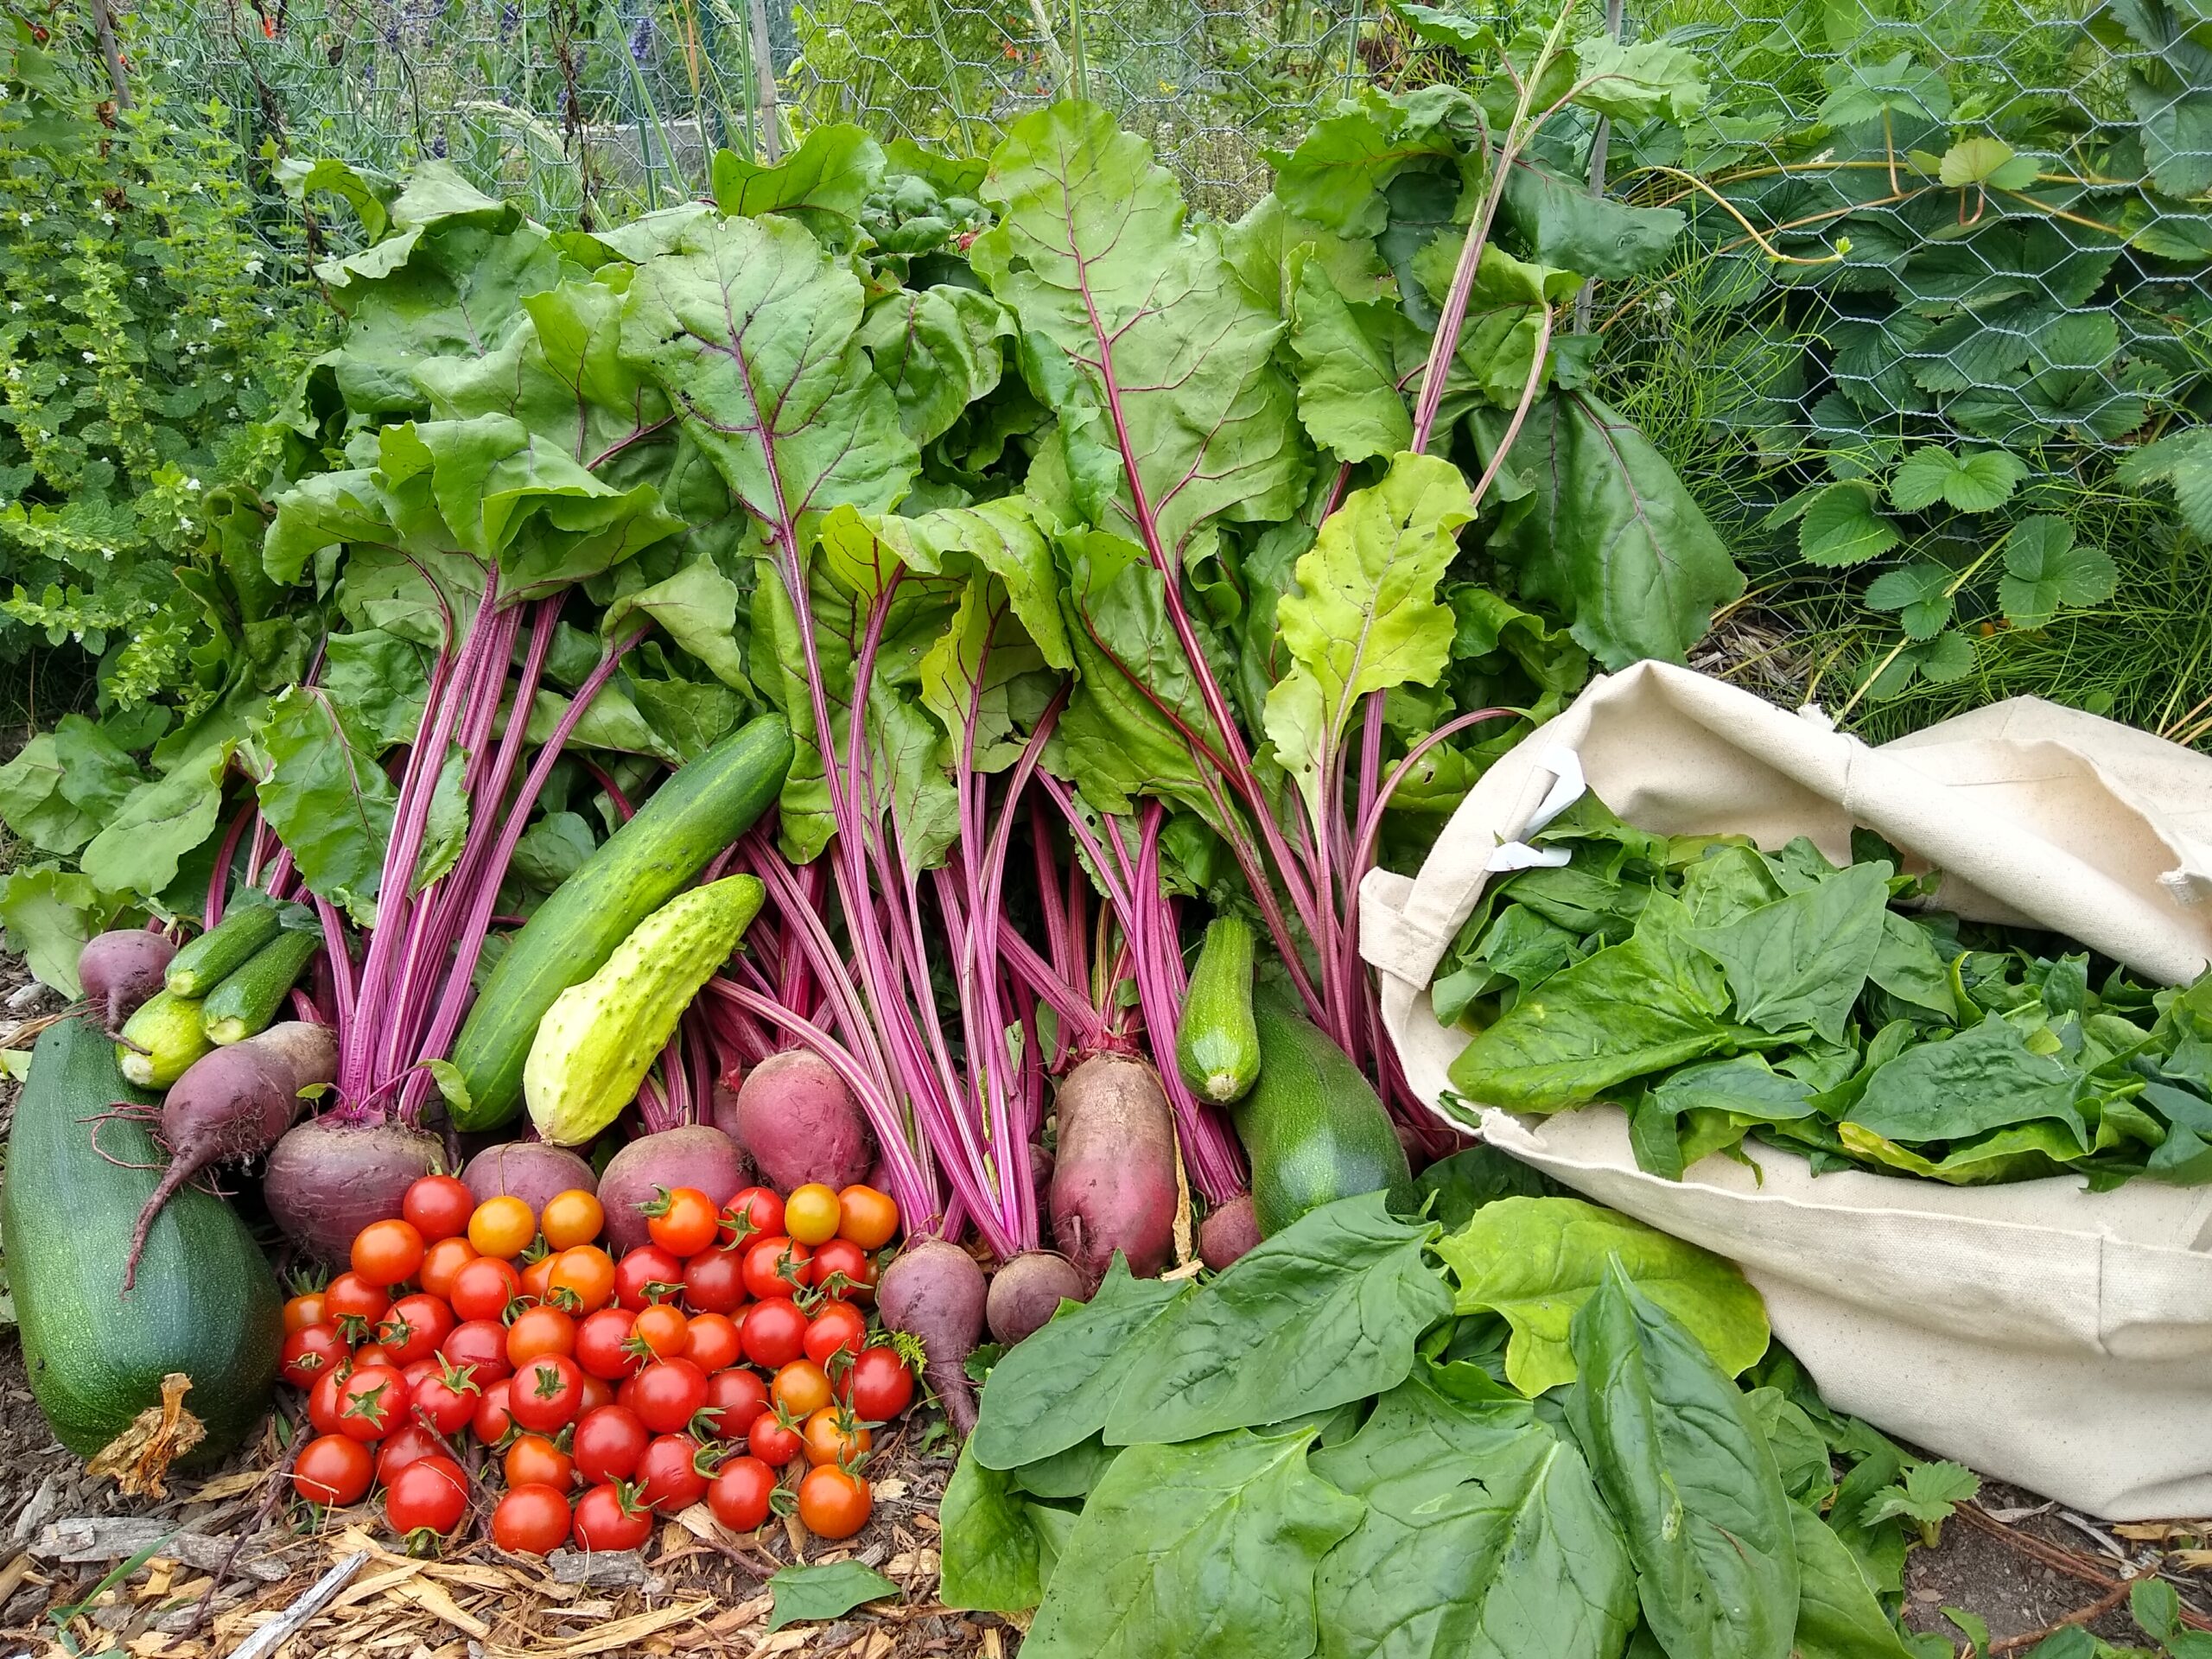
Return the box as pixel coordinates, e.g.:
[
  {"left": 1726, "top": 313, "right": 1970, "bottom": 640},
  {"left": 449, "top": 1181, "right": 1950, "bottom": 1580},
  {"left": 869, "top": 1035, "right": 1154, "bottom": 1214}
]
[{"left": 278, "top": 1173, "right": 915, "bottom": 1552}]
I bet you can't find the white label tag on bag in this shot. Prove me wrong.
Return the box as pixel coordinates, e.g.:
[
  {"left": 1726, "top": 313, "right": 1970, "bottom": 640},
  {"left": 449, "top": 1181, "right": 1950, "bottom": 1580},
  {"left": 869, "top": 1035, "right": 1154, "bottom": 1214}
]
[{"left": 1484, "top": 747, "right": 1587, "bottom": 872}]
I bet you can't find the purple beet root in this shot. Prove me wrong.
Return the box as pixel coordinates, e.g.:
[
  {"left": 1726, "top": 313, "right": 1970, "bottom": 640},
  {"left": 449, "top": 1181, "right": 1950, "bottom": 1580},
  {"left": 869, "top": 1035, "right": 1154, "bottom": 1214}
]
[
  {"left": 596, "top": 1126, "right": 752, "bottom": 1255},
  {"left": 1199, "top": 1194, "right": 1261, "bottom": 1272},
  {"left": 985, "top": 1250, "right": 1088, "bottom": 1345},
  {"left": 78, "top": 930, "right": 175, "bottom": 1035},
  {"left": 462, "top": 1141, "right": 598, "bottom": 1217},
  {"left": 879, "top": 1238, "right": 988, "bottom": 1435},
  {"left": 264, "top": 1116, "right": 442, "bottom": 1262}
]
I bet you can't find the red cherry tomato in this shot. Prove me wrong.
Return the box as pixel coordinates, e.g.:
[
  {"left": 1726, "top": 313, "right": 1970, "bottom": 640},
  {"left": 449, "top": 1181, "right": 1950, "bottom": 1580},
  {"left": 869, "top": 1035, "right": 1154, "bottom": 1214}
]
[
  {"left": 796, "top": 1464, "right": 872, "bottom": 1540},
  {"left": 283, "top": 1290, "right": 327, "bottom": 1334},
  {"left": 473, "top": 1378, "right": 515, "bottom": 1446},
  {"left": 637, "top": 1433, "right": 710, "bottom": 1511},
  {"left": 505, "top": 1432, "right": 576, "bottom": 1491},
  {"left": 378, "top": 1293, "right": 454, "bottom": 1368},
  {"left": 573, "top": 1405, "right": 650, "bottom": 1485},
  {"left": 809, "top": 1238, "right": 876, "bottom": 1298},
  {"left": 324, "top": 1270, "right": 391, "bottom": 1328},
  {"left": 352, "top": 1217, "right": 426, "bottom": 1287},
  {"left": 294, "top": 1433, "right": 373, "bottom": 1505},
  {"left": 441, "top": 1318, "right": 512, "bottom": 1384},
  {"left": 629, "top": 1303, "right": 690, "bottom": 1362},
  {"left": 384, "top": 1454, "right": 468, "bottom": 1538},
  {"left": 709, "top": 1454, "right": 776, "bottom": 1531},
  {"left": 804, "top": 1302, "right": 868, "bottom": 1370},
  {"left": 741, "top": 1298, "right": 808, "bottom": 1370},
  {"left": 352, "top": 1343, "right": 402, "bottom": 1371},
  {"left": 720, "top": 1186, "right": 785, "bottom": 1248},
  {"left": 632, "top": 1357, "right": 709, "bottom": 1434},
  {"left": 747, "top": 1409, "right": 802, "bottom": 1467},
  {"left": 403, "top": 1174, "right": 476, "bottom": 1243},
  {"left": 701, "top": 1368, "right": 771, "bottom": 1440},
  {"left": 307, "top": 1367, "right": 350, "bottom": 1438},
  {"left": 572, "top": 1483, "right": 652, "bottom": 1551},
  {"left": 680, "top": 1248, "right": 747, "bottom": 1314},
  {"left": 645, "top": 1186, "right": 721, "bottom": 1257},
  {"left": 335, "top": 1366, "right": 404, "bottom": 1441},
  {"left": 402, "top": 1358, "right": 440, "bottom": 1394},
  {"left": 493, "top": 1484, "right": 572, "bottom": 1554},
  {"left": 741, "top": 1236, "right": 811, "bottom": 1300},
  {"left": 576, "top": 1307, "right": 642, "bottom": 1380},
  {"left": 511, "top": 1354, "right": 585, "bottom": 1433},
  {"left": 842, "top": 1346, "right": 915, "bottom": 1422},
  {"left": 683, "top": 1312, "right": 741, "bottom": 1374},
  {"left": 613, "top": 1245, "right": 684, "bottom": 1311},
  {"left": 282, "top": 1322, "right": 349, "bottom": 1389},
  {"left": 506, "top": 1306, "right": 576, "bottom": 1369},
  {"left": 411, "top": 1362, "right": 482, "bottom": 1436},
  {"left": 577, "top": 1371, "right": 615, "bottom": 1414},
  {"left": 448, "top": 1255, "right": 522, "bottom": 1322},
  {"left": 375, "top": 1423, "right": 446, "bottom": 1484}
]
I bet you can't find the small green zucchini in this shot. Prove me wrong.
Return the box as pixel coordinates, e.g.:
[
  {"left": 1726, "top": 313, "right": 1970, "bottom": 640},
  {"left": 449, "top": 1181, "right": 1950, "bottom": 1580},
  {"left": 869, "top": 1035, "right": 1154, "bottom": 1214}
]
[
  {"left": 1177, "top": 917, "right": 1262, "bottom": 1104},
  {"left": 118, "top": 988, "right": 212, "bottom": 1090},
  {"left": 201, "top": 927, "right": 322, "bottom": 1046},
  {"left": 1233, "top": 984, "right": 1410, "bottom": 1236},
  {"left": 165, "top": 901, "right": 283, "bottom": 999},
  {"left": 524, "top": 874, "right": 767, "bottom": 1145}
]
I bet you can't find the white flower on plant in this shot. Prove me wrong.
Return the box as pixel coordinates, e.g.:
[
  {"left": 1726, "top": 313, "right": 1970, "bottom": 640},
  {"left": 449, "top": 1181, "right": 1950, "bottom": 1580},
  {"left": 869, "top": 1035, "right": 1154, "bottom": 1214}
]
[
  {"left": 99, "top": 213, "right": 115, "bottom": 227},
  {"left": 17, "top": 213, "right": 29, "bottom": 227},
  {"left": 186, "top": 477, "right": 200, "bottom": 492},
  {"left": 81, "top": 350, "right": 96, "bottom": 363}
]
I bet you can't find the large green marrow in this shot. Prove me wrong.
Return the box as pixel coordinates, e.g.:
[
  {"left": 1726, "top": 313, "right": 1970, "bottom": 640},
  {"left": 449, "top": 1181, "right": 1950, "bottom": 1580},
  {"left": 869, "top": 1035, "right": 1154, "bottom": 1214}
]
[
  {"left": 4, "top": 1018, "right": 281, "bottom": 1463},
  {"left": 447, "top": 712, "right": 794, "bottom": 1129}
]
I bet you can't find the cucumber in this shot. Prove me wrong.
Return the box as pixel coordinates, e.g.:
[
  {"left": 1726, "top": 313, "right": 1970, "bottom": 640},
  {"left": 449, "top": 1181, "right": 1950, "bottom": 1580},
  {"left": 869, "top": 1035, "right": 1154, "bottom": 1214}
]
[
  {"left": 4, "top": 1018, "right": 281, "bottom": 1462},
  {"left": 448, "top": 713, "right": 794, "bottom": 1129},
  {"left": 526, "top": 874, "right": 767, "bottom": 1145},
  {"left": 165, "top": 899, "right": 283, "bottom": 999},
  {"left": 1233, "top": 985, "right": 1411, "bottom": 1236},
  {"left": 201, "top": 926, "right": 322, "bottom": 1046},
  {"left": 1176, "top": 917, "right": 1261, "bottom": 1104},
  {"left": 118, "top": 988, "right": 212, "bottom": 1090}
]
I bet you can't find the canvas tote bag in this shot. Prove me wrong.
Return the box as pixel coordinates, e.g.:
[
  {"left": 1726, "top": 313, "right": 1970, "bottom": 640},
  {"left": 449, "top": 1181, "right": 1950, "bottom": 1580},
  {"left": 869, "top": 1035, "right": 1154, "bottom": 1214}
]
[{"left": 1362, "top": 659, "right": 2212, "bottom": 1519}]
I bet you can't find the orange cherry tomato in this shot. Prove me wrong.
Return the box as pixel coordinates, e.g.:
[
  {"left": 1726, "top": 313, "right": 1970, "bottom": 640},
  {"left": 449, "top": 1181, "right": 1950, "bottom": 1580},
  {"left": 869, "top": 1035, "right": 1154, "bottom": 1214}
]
[
  {"left": 772, "top": 1360, "right": 834, "bottom": 1419},
  {"left": 505, "top": 1432, "right": 576, "bottom": 1491},
  {"left": 549, "top": 1246, "right": 615, "bottom": 1314},
  {"left": 645, "top": 1187, "right": 721, "bottom": 1257},
  {"left": 519, "top": 1253, "right": 558, "bottom": 1304},
  {"left": 683, "top": 1312, "right": 741, "bottom": 1374},
  {"left": 836, "top": 1185, "right": 899, "bottom": 1250},
  {"left": 630, "top": 1302, "right": 690, "bottom": 1361},
  {"left": 283, "top": 1290, "right": 327, "bottom": 1334},
  {"left": 505, "top": 1306, "right": 576, "bottom": 1367},
  {"left": 796, "top": 1464, "right": 871, "bottom": 1539},
  {"left": 468, "top": 1195, "right": 536, "bottom": 1259},
  {"left": 800, "top": 1406, "right": 871, "bottom": 1467},
  {"left": 352, "top": 1217, "right": 426, "bottom": 1287},
  {"left": 540, "top": 1189, "right": 605, "bottom": 1251},
  {"left": 419, "top": 1236, "right": 479, "bottom": 1301}
]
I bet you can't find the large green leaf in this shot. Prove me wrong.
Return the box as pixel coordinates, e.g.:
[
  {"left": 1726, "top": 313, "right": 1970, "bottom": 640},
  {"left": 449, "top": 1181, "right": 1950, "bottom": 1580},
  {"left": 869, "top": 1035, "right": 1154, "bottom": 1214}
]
[
  {"left": 599, "top": 555, "right": 753, "bottom": 691},
  {"left": 711, "top": 124, "right": 887, "bottom": 237},
  {"left": 0, "top": 864, "right": 114, "bottom": 994},
  {"left": 0, "top": 734, "right": 101, "bottom": 856},
  {"left": 1022, "top": 1429, "right": 1363, "bottom": 1659},
  {"left": 1997, "top": 517, "right": 2115, "bottom": 629},
  {"left": 1310, "top": 1365, "right": 1637, "bottom": 1659},
  {"left": 977, "top": 103, "right": 1308, "bottom": 565},
  {"left": 1566, "top": 1265, "right": 1798, "bottom": 1659},
  {"left": 252, "top": 688, "right": 395, "bottom": 924},
  {"left": 1263, "top": 454, "right": 1475, "bottom": 816},
  {"left": 79, "top": 741, "right": 233, "bottom": 903},
  {"left": 1437, "top": 1198, "right": 1769, "bottom": 1394},
  {"left": 860, "top": 284, "right": 1014, "bottom": 448},
  {"left": 319, "top": 631, "right": 431, "bottom": 752},
  {"left": 1472, "top": 393, "right": 1742, "bottom": 670},
  {"left": 1789, "top": 1504, "right": 1918, "bottom": 1659},
  {"left": 1289, "top": 264, "right": 1414, "bottom": 461},
  {"left": 1846, "top": 1014, "right": 2090, "bottom": 1150},
  {"left": 1685, "top": 862, "right": 1891, "bottom": 1045},
  {"left": 939, "top": 1447, "right": 1051, "bottom": 1613},
  {"left": 1103, "top": 1192, "right": 1452, "bottom": 1445}
]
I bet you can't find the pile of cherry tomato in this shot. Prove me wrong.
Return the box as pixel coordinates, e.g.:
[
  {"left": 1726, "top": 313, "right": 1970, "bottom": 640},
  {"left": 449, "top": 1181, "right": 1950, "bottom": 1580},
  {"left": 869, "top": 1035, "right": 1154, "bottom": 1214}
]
[{"left": 277, "top": 1173, "right": 914, "bottom": 1554}]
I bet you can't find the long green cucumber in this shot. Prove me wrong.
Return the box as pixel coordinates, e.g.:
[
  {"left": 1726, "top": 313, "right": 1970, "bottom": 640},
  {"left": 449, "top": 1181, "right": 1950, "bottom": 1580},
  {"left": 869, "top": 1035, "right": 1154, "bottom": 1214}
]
[
  {"left": 202, "top": 927, "right": 322, "bottom": 1046},
  {"left": 1176, "top": 917, "right": 1261, "bottom": 1104},
  {"left": 165, "top": 900, "right": 282, "bottom": 998},
  {"left": 4, "top": 1018, "right": 281, "bottom": 1462},
  {"left": 118, "top": 988, "right": 211, "bottom": 1090},
  {"left": 1233, "top": 985, "right": 1411, "bottom": 1236},
  {"left": 448, "top": 713, "right": 794, "bottom": 1129}
]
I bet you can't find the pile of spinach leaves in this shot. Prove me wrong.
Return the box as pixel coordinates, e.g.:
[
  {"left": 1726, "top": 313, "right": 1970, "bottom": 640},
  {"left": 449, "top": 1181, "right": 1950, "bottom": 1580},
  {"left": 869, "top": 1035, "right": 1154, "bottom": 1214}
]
[
  {"left": 938, "top": 1161, "right": 1982, "bottom": 1659},
  {"left": 1433, "top": 794, "right": 2212, "bottom": 1187}
]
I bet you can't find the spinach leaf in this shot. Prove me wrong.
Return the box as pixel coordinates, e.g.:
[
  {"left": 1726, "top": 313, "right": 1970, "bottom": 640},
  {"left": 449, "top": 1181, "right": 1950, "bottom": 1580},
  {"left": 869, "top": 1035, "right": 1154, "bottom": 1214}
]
[
  {"left": 764, "top": 1561, "right": 901, "bottom": 1630},
  {"left": 1650, "top": 1057, "right": 1817, "bottom": 1123},
  {"left": 1022, "top": 1429, "right": 1364, "bottom": 1659},
  {"left": 1010, "top": 1434, "right": 1120, "bottom": 1500},
  {"left": 970, "top": 1255, "right": 1190, "bottom": 1470},
  {"left": 1846, "top": 1014, "right": 2090, "bottom": 1149},
  {"left": 939, "top": 1446, "right": 1048, "bottom": 1613},
  {"left": 1448, "top": 893, "right": 1747, "bottom": 1111},
  {"left": 1867, "top": 911, "right": 1958, "bottom": 1021},
  {"left": 1389, "top": 1144, "right": 1555, "bottom": 1231},
  {"left": 1789, "top": 1504, "right": 1919, "bottom": 1659},
  {"left": 1686, "top": 862, "right": 1891, "bottom": 1045},
  {"left": 1566, "top": 1264, "right": 1798, "bottom": 1659},
  {"left": 1309, "top": 1367, "right": 1637, "bottom": 1659},
  {"left": 1438, "top": 1198, "right": 1769, "bottom": 1394},
  {"left": 1104, "top": 1192, "right": 1451, "bottom": 1446}
]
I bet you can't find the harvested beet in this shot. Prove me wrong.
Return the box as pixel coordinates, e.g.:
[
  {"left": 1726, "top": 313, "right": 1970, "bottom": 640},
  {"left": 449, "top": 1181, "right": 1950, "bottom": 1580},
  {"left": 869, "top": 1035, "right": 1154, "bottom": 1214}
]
[
  {"left": 462, "top": 1141, "right": 598, "bottom": 1217},
  {"left": 732, "top": 1048, "right": 872, "bottom": 1192},
  {"left": 121, "top": 1041, "right": 296, "bottom": 1292},
  {"left": 1199, "top": 1194, "right": 1261, "bottom": 1272},
  {"left": 253, "top": 1021, "right": 338, "bottom": 1095},
  {"left": 985, "top": 1250, "right": 1087, "bottom": 1345},
  {"left": 78, "top": 930, "right": 175, "bottom": 1035},
  {"left": 879, "top": 1237, "right": 988, "bottom": 1434},
  {"left": 596, "top": 1126, "right": 751, "bottom": 1255},
  {"left": 264, "top": 1116, "right": 442, "bottom": 1262},
  {"left": 1050, "top": 1054, "right": 1178, "bottom": 1284},
  {"left": 708, "top": 1072, "right": 745, "bottom": 1141}
]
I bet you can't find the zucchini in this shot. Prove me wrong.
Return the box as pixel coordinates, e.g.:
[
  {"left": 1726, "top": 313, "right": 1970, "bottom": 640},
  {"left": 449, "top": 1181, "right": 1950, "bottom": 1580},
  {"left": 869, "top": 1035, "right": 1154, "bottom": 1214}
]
[
  {"left": 449, "top": 713, "right": 793, "bottom": 1129},
  {"left": 525, "top": 874, "right": 767, "bottom": 1145},
  {"left": 3, "top": 1018, "right": 281, "bottom": 1463},
  {"left": 165, "top": 899, "right": 283, "bottom": 999},
  {"left": 118, "top": 988, "right": 212, "bottom": 1090},
  {"left": 201, "top": 927, "right": 321, "bottom": 1046},
  {"left": 1176, "top": 917, "right": 1261, "bottom": 1104},
  {"left": 1233, "top": 985, "right": 1410, "bottom": 1236}
]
